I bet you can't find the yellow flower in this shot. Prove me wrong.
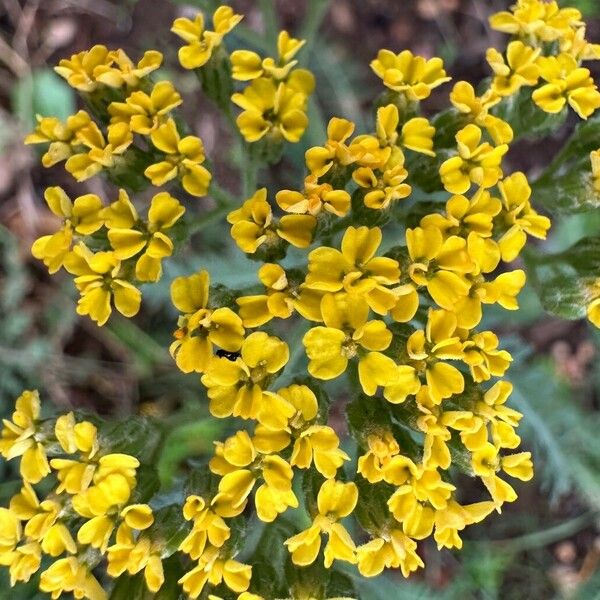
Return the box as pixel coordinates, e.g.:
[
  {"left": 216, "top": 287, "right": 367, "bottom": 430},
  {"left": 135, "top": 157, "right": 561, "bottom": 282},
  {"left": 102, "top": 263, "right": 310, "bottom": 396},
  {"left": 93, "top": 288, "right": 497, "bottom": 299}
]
[
  {"left": 370, "top": 49, "right": 451, "bottom": 100},
  {"left": 421, "top": 189, "right": 501, "bottom": 239},
  {"left": 353, "top": 153, "right": 412, "bottom": 210},
  {"left": 406, "top": 226, "right": 473, "bottom": 310},
  {"left": 0, "top": 507, "right": 21, "bottom": 554},
  {"left": 439, "top": 124, "right": 508, "bottom": 194},
  {"left": 40, "top": 557, "right": 106, "bottom": 600},
  {"left": 232, "top": 77, "right": 313, "bottom": 143},
  {"left": 64, "top": 244, "right": 141, "bottom": 326},
  {"left": 0, "top": 390, "right": 49, "bottom": 483},
  {"left": 107, "top": 191, "right": 185, "bottom": 282},
  {"left": 533, "top": 53, "right": 600, "bottom": 119},
  {"left": 107, "top": 526, "right": 164, "bottom": 593},
  {"left": 31, "top": 186, "right": 104, "bottom": 274},
  {"left": 0, "top": 541, "right": 41, "bottom": 586},
  {"left": 145, "top": 118, "right": 212, "bottom": 197},
  {"left": 489, "top": 0, "right": 582, "bottom": 43},
  {"left": 172, "top": 6, "right": 242, "bottom": 69},
  {"left": 357, "top": 529, "right": 423, "bottom": 578},
  {"left": 276, "top": 174, "right": 351, "bottom": 217},
  {"left": 50, "top": 412, "right": 99, "bottom": 494},
  {"left": 232, "top": 30, "right": 306, "bottom": 81},
  {"left": 497, "top": 171, "right": 551, "bottom": 262},
  {"left": 179, "top": 545, "right": 251, "bottom": 599},
  {"left": 227, "top": 188, "right": 316, "bottom": 252},
  {"left": 387, "top": 467, "right": 455, "bottom": 538},
  {"left": 25, "top": 110, "right": 92, "bottom": 167},
  {"left": 404, "top": 309, "right": 465, "bottom": 405},
  {"left": 65, "top": 121, "right": 132, "bottom": 181},
  {"left": 486, "top": 41, "right": 540, "bottom": 97},
  {"left": 210, "top": 430, "right": 297, "bottom": 521},
  {"left": 95, "top": 49, "right": 163, "bottom": 88},
  {"left": 449, "top": 81, "right": 513, "bottom": 145},
  {"left": 302, "top": 293, "right": 395, "bottom": 390},
  {"left": 305, "top": 226, "right": 401, "bottom": 314},
  {"left": 373, "top": 104, "right": 436, "bottom": 157},
  {"left": 54, "top": 44, "right": 113, "bottom": 92},
  {"left": 180, "top": 495, "right": 230, "bottom": 559},
  {"left": 236, "top": 263, "right": 323, "bottom": 327},
  {"left": 561, "top": 25, "right": 600, "bottom": 62},
  {"left": 258, "top": 384, "right": 349, "bottom": 478},
  {"left": 285, "top": 479, "right": 358, "bottom": 567},
  {"left": 462, "top": 330, "right": 512, "bottom": 383},
  {"left": 170, "top": 270, "right": 244, "bottom": 373},
  {"left": 433, "top": 500, "right": 495, "bottom": 550},
  {"left": 305, "top": 117, "right": 357, "bottom": 177},
  {"left": 201, "top": 331, "right": 289, "bottom": 421},
  {"left": 108, "top": 81, "right": 182, "bottom": 134},
  {"left": 357, "top": 430, "right": 402, "bottom": 483},
  {"left": 401, "top": 117, "right": 436, "bottom": 156}
]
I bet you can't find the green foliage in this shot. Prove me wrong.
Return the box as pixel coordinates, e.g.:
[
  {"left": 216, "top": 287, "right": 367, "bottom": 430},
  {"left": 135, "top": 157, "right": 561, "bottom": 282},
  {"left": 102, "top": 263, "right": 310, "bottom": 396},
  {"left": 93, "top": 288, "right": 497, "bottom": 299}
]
[
  {"left": 12, "top": 69, "right": 75, "bottom": 127},
  {"left": 526, "top": 236, "right": 600, "bottom": 320}
]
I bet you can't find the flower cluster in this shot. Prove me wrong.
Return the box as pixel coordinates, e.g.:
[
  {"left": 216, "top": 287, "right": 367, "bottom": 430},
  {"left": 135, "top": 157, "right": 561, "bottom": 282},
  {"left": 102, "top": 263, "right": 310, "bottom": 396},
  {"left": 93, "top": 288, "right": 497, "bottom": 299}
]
[
  {"left": 18, "top": 1, "right": 600, "bottom": 598},
  {"left": 0, "top": 390, "right": 158, "bottom": 598},
  {"left": 31, "top": 186, "right": 185, "bottom": 324}
]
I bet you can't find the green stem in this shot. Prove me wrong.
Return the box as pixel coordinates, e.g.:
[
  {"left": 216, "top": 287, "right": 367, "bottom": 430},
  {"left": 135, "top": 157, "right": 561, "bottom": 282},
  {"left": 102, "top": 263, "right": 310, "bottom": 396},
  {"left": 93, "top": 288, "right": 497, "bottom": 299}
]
[{"left": 477, "top": 511, "right": 599, "bottom": 553}]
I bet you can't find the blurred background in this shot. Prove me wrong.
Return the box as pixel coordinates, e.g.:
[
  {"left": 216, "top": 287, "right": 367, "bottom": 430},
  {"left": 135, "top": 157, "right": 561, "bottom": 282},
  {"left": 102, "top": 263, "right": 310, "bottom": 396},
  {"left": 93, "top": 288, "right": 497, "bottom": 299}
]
[{"left": 1, "top": 0, "right": 600, "bottom": 598}]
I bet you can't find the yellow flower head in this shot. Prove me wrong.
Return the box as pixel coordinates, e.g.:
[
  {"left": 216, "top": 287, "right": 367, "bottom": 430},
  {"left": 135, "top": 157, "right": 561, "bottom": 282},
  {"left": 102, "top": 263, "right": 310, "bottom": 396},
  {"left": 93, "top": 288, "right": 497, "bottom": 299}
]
[
  {"left": 236, "top": 263, "right": 324, "bottom": 327},
  {"left": 303, "top": 293, "right": 397, "bottom": 396},
  {"left": 64, "top": 244, "right": 141, "bottom": 326},
  {"left": 305, "top": 226, "right": 401, "bottom": 314},
  {"left": 31, "top": 186, "right": 104, "bottom": 274},
  {"left": 39, "top": 557, "right": 105, "bottom": 600},
  {"left": 0, "top": 390, "right": 49, "bottom": 483},
  {"left": 285, "top": 479, "right": 358, "bottom": 568},
  {"left": 357, "top": 529, "right": 424, "bottom": 578},
  {"left": 497, "top": 171, "right": 551, "bottom": 262},
  {"left": 370, "top": 49, "right": 451, "bottom": 101},
  {"left": 232, "top": 30, "right": 306, "bottom": 81},
  {"left": 107, "top": 191, "right": 185, "bottom": 282},
  {"left": 172, "top": 6, "right": 242, "bottom": 69},
  {"left": 25, "top": 110, "right": 92, "bottom": 167},
  {"left": 439, "top": 124, "right": 508, "bottom": 194},
  {"left": 489, "top": 0, "right": 582, "bottom": 43},
  {"left": 201, "top": 331, "right": 289, "bottom": 421},
  {"left": 228, "top": 188, "right": 316, "bottom": 253},
  {"left": 55, "top": 45, "right": 161, "bottom": 91},
  {"left": 179, "top": 545, "right": 251, "bottom": 599},
  {"left": 305, "top": 117, "right": 357, "bottom": 177},
  {"left": 406, "top": 226, "right": 474, "bottom": 310},
  {"left": 276, "top": 174, "right": 351, "bottom": 217},
  {"left": 232, "top": 77, "right": 313, "bottom": 143},
  {"left": 533, "top": 53, "right": 600, "bottom": 119},
  {"left": 170, "top": 270, "right": 244, "bottom": 373},
  {"left": 145, "top": 118, "right": 212, "bottom": 197},
  {"left": 449, "top": 82, "right": 512, "bottom": 145},
  {"left": 210, "top": 430, "right": 297, "bottom": 521},
  {"left": 405, "top": 308, "right": 465, "bottom": 405},
  {"left": 486, "top": 41, "right": 540, "bottom": 97},
  {"left": 109, "top": 81, "right": 182, "bottom": 134},
  {"left": 180, "top": 495, "right": 231, "bottom": 559}
]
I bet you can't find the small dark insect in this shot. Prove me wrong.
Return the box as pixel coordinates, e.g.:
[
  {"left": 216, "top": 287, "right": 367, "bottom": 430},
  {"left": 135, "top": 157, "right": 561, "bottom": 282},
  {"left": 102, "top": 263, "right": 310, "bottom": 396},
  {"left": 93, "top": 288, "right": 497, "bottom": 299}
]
[{"left": 216, "top": 349, "right": 241, "bottom": 361}]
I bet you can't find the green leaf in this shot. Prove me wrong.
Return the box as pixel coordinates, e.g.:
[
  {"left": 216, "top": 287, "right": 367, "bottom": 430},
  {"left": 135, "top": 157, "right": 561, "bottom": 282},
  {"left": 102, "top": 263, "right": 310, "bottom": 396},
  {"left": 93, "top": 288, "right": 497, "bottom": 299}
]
[
  {"left": 152, "top": 504, "right": 190, "bottom": 556},
  {"left": 101, "top": 417, "right": 164, "bottom": 465},
  {"left": 526, "top": 236, "right": 600, "bottom": 320},
  {"left": 157, "top": 418, "right": 225, "bottom": 488},
  {"left": 12, "top": 69, "right": 75, "bottom": 127}
]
